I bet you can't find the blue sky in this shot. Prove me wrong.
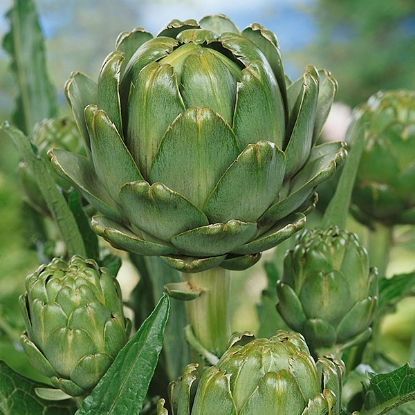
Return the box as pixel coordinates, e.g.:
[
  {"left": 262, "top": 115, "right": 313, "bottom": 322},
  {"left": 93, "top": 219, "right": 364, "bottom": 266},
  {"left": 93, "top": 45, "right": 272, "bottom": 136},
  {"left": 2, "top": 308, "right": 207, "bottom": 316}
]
[
  {"left": 1, "top": 0, "right": 317, "bottom": 52},
  {"left": 0, "top": 0, "right": 318, "bottom": 109},
  {"left": 138, "top": 0, "right": 317, "bottom": 50}
]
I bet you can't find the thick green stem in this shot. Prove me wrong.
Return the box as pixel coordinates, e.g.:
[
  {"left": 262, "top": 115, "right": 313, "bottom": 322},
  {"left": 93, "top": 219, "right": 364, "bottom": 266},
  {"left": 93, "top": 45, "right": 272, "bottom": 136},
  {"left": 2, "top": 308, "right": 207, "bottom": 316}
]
[
  {"left": 181, "top": 267, "right": 231, "bottom": 358},
  {"left": 364, "top": 223, "right": 393, "bottom": 365},
  {"left": 365, "top": 223, "right": 394, "bottom": 277}
]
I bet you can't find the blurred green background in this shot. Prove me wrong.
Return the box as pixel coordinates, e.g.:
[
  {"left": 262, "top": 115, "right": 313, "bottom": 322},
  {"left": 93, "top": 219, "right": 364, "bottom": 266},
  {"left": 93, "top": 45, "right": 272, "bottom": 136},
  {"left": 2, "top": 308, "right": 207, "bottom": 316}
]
[{"left": 1, "top": 0, "right": 415, "bottom": 378}]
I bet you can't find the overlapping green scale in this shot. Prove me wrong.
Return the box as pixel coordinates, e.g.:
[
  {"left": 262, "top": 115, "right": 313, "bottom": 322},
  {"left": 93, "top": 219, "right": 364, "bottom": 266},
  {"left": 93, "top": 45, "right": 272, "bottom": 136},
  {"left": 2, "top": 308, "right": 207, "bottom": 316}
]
[
  {"left": 277, "top": 227, "right": 378, "bottom": 351},
  {"left": 119, "top": 181, "right": 209, "bottom": 241},
  {"left": 233, "top": 62, "right": 285, "bottom": 149},
  {"left": 241, "top": 23, "right": 287, "bottom": 107},
  {"left": 88, "top": 108, "right": 143, "bottom": 203},
  {"left": 204, "top": 141, "right": 285, "bottom": 223},
  {"left": 163, "top": 331, "right": 340, "bottom": 414},
  {"left": 19, "top": 256, "right": 131, "bottom": 396},
  {"left": 127, "top": 61, "right": 185, "bottom": 177},
  {"left": 149, "top": 107, "right": 240, "bottom": 209},
  {"left": 97, "top": 51, "right": 124, "bottom": 135},
  {"left": 92, "top": 215, "right": 176, "bottom": 256},
  {"left": 171, "top": 220, "right": 258, "bottom": 257},
  {"left": 64, "top": 72, "right": 97, "bottom": 153},
  {"left": 180, "top": 50, "right": 237, "bottom": 124},
  {"left": 350, "top": 90, "right": 415, "bottom": 226},
  {"left": 51, "top": 14, "right": 345, "bottom": 272}
]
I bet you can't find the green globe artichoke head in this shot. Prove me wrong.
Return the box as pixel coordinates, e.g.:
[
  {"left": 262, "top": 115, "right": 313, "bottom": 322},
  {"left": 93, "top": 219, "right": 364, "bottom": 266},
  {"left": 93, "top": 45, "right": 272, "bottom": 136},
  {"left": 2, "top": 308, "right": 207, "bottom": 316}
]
[
  {"left": 19, "top": 255, "right": 131, "bottom": 397},
  {"left": 277, "top": 227, "right": 378, "bottom": 351},
  {"left": 349, "top": 90, "right": 415, "bottom": 227},
  {"left": 50, "top": 15, "right": 346, "bottom": 272},
  {"left": 160, "top": 330, "right": 344, "bottom": 414}
]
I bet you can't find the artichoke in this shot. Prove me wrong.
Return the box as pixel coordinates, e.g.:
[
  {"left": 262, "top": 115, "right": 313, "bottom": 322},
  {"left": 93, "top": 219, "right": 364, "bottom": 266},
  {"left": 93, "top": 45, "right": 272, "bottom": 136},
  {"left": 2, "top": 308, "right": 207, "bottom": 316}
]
[
  {"left": 50, "top": 14, "right": 346, "bottom": 272},
  {"left": 19, "top": 255, "right": 131, "bottom": 397},
  {"left": 277, "top": 227, "right": 378, "bottom": 352},
  {"left": 349, "top": 90, "right": 415, "bottom": 227},
  {"left": 160, "top": 331, "right": 344, "bottom": 414}
]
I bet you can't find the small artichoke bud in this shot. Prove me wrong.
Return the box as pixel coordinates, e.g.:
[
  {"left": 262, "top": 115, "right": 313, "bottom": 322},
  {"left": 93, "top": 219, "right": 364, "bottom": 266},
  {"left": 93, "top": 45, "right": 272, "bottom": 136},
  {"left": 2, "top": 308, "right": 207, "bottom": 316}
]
[
  {"left": 19, "top": 255, "right": 131, "bottom": 397},
  {"left": 349, "top": 90, "right": 415, "bottom": 227},
  {"left": 277, "top": 227, "right": 378, "bottom": 352},
  {"left": 19, "top": 117, "right": 83, "bottom": 214},
  {"left": 32, "top": 117, "right": 84, "bottom": 159},
  {"left": 163, "top": 331, "right": 342, "bottom": 414}
]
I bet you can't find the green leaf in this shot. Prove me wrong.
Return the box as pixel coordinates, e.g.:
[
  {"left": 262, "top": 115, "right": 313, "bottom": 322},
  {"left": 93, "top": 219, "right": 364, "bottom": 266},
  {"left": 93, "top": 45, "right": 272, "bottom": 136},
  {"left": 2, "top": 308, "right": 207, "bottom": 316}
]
[
  {"left": 115, "top": 27, "right": 153, "bottom": 80},
  {"left": 171, "top": 220, "right": 258, "bottom": 257},
  {"left": 360, "top": 364, "right": 415, "bottom": 415},
  {"left": 0, "top": 360, "right": 77, "bottom": 415},
  {"left": 158, "top": 18, "right": 199, "bottom": 38},
  {"left": 120, "top": 36, "right": 177, "bottom": 105},
  {"left": 50, "top": 149, "right": 123, "bottom": 222},
  {"left": 89, "top": 109, "right": 143, "bottom": 204},
  {"left": 191, "top": 366, "right": 236, "bottom": 414},
  {"left": 204, "top": 141, "right": 285, "bottom": 223},
  {"left": 97, "top": 51, "right": 124, "bottom": 135},
  {"left": 2, "top": 123, "right": 87, "bottom": 257},
  {"left": 139, "top": 256, "right": 192, "bottom": 382},
  {"left": 199, "top": 14, "right": 240, "bottom": 34},
  {"left": 2, "top": 0, "right": 57, "bottom": 135},
  {"left": 259, "top": 142, "right": 345, "bottom": 227},
  {"left": 126, "top": 61, "right": 185, "bottom": 179},
  {"left": 313, "top": 69, "right": 338, "bottom": 142},
  {"left": 284, "top": 68, "right": 319, "bottom": 178},
  {"left": 65, "top": 72, "right": 97, "bottom": 153},
  {"left": 241, "top": 24, "right": 287, "bottom": 111},
  {"left": 377, "top": 271, "right": 415, "bottom": 314},
  {"left": 234, "top": 212, "right": 306, "bottom": 255},
  {"left": 321, "top": 117, "right": 366, "bottom": 229},
  {"left": 119, "top": 181, "right": 209, "bottom": 242},
  {"left": 91, "top": 215, "right": 175, "bottom": 256},
  {"left": 180, "top": 48, "right": 237, "bottom": 125},
  {"left": 149, "top": 107, "right": 240, "bottom": 209},
  {"left": 75, "top": 294, "right": 170, "bottom": 415},
  {"left": 233, "top": 61, "right": 285, "bottom": 151},
  {"left": 240, "top": 371, "right": 307, "bottom": 415}
]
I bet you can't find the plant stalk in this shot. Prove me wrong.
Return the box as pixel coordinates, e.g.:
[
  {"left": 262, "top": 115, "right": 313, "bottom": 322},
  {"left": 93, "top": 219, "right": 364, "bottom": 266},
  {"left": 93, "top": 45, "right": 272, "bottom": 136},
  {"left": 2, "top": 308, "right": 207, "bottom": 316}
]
[
  {"left": 181, "top": 267, "right": 231, "bottom": 359},
  {"left": 365, "top": 223, "right": 393, "bottom": 277}
]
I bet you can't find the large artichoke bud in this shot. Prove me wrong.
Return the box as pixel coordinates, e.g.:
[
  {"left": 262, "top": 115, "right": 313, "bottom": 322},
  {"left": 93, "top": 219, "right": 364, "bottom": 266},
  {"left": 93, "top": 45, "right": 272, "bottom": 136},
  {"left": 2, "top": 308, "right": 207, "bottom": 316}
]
[
  {"left": 19, "top": 117, "right": 83, "bottom": 215},
  {"left": 19, "top": 255, "right": 131, "bottom": 397},
  {"left": 159, "top": 331, "right": 344, "bottom": 414},
  {"left": 277, "top": 227, "right": 378, "bottom": 352},
  {"left": 50, "top": 14, "right": 346, "bottom": 273},
  {"left": 349, "top": 90, "right": 415, "bottom": 227}
]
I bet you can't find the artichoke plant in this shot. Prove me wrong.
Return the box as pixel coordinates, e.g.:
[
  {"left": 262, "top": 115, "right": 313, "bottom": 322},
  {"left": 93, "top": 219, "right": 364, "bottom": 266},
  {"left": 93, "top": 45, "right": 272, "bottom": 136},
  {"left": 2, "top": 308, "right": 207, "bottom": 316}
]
[
  {"left": 159, "top": 330, "right": 344, "bottom": 414},
  {"left": 277, "top": 227, "right": 378, "bottom": 352},
  {"left": 349, "top": 90, "right": 415, "bottom": 227},
  {"left": 50, "top": 14, "right": 345, "bottom": 272},
  {"left": 19, "top": 255, "right": 131, "bottom": 397}
]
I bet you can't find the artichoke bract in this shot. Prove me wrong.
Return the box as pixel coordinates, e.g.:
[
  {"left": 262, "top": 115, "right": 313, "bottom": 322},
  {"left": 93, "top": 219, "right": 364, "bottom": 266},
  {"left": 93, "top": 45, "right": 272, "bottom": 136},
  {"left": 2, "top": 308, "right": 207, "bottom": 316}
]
[
  {"left": 19, "top": 255, "right": 131, "bottom": 397},
  {"left": 50, "top": 14, "right": 346, "bottom": 272},
  {"left": 277, "top": 227, "right": 378, "bottom": 352},
  {"left": 349, "top": 90, "right": 415, "bottom": 227},
  {"left": 160, "top": 331, "right": 343, "bottom": 414}
]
